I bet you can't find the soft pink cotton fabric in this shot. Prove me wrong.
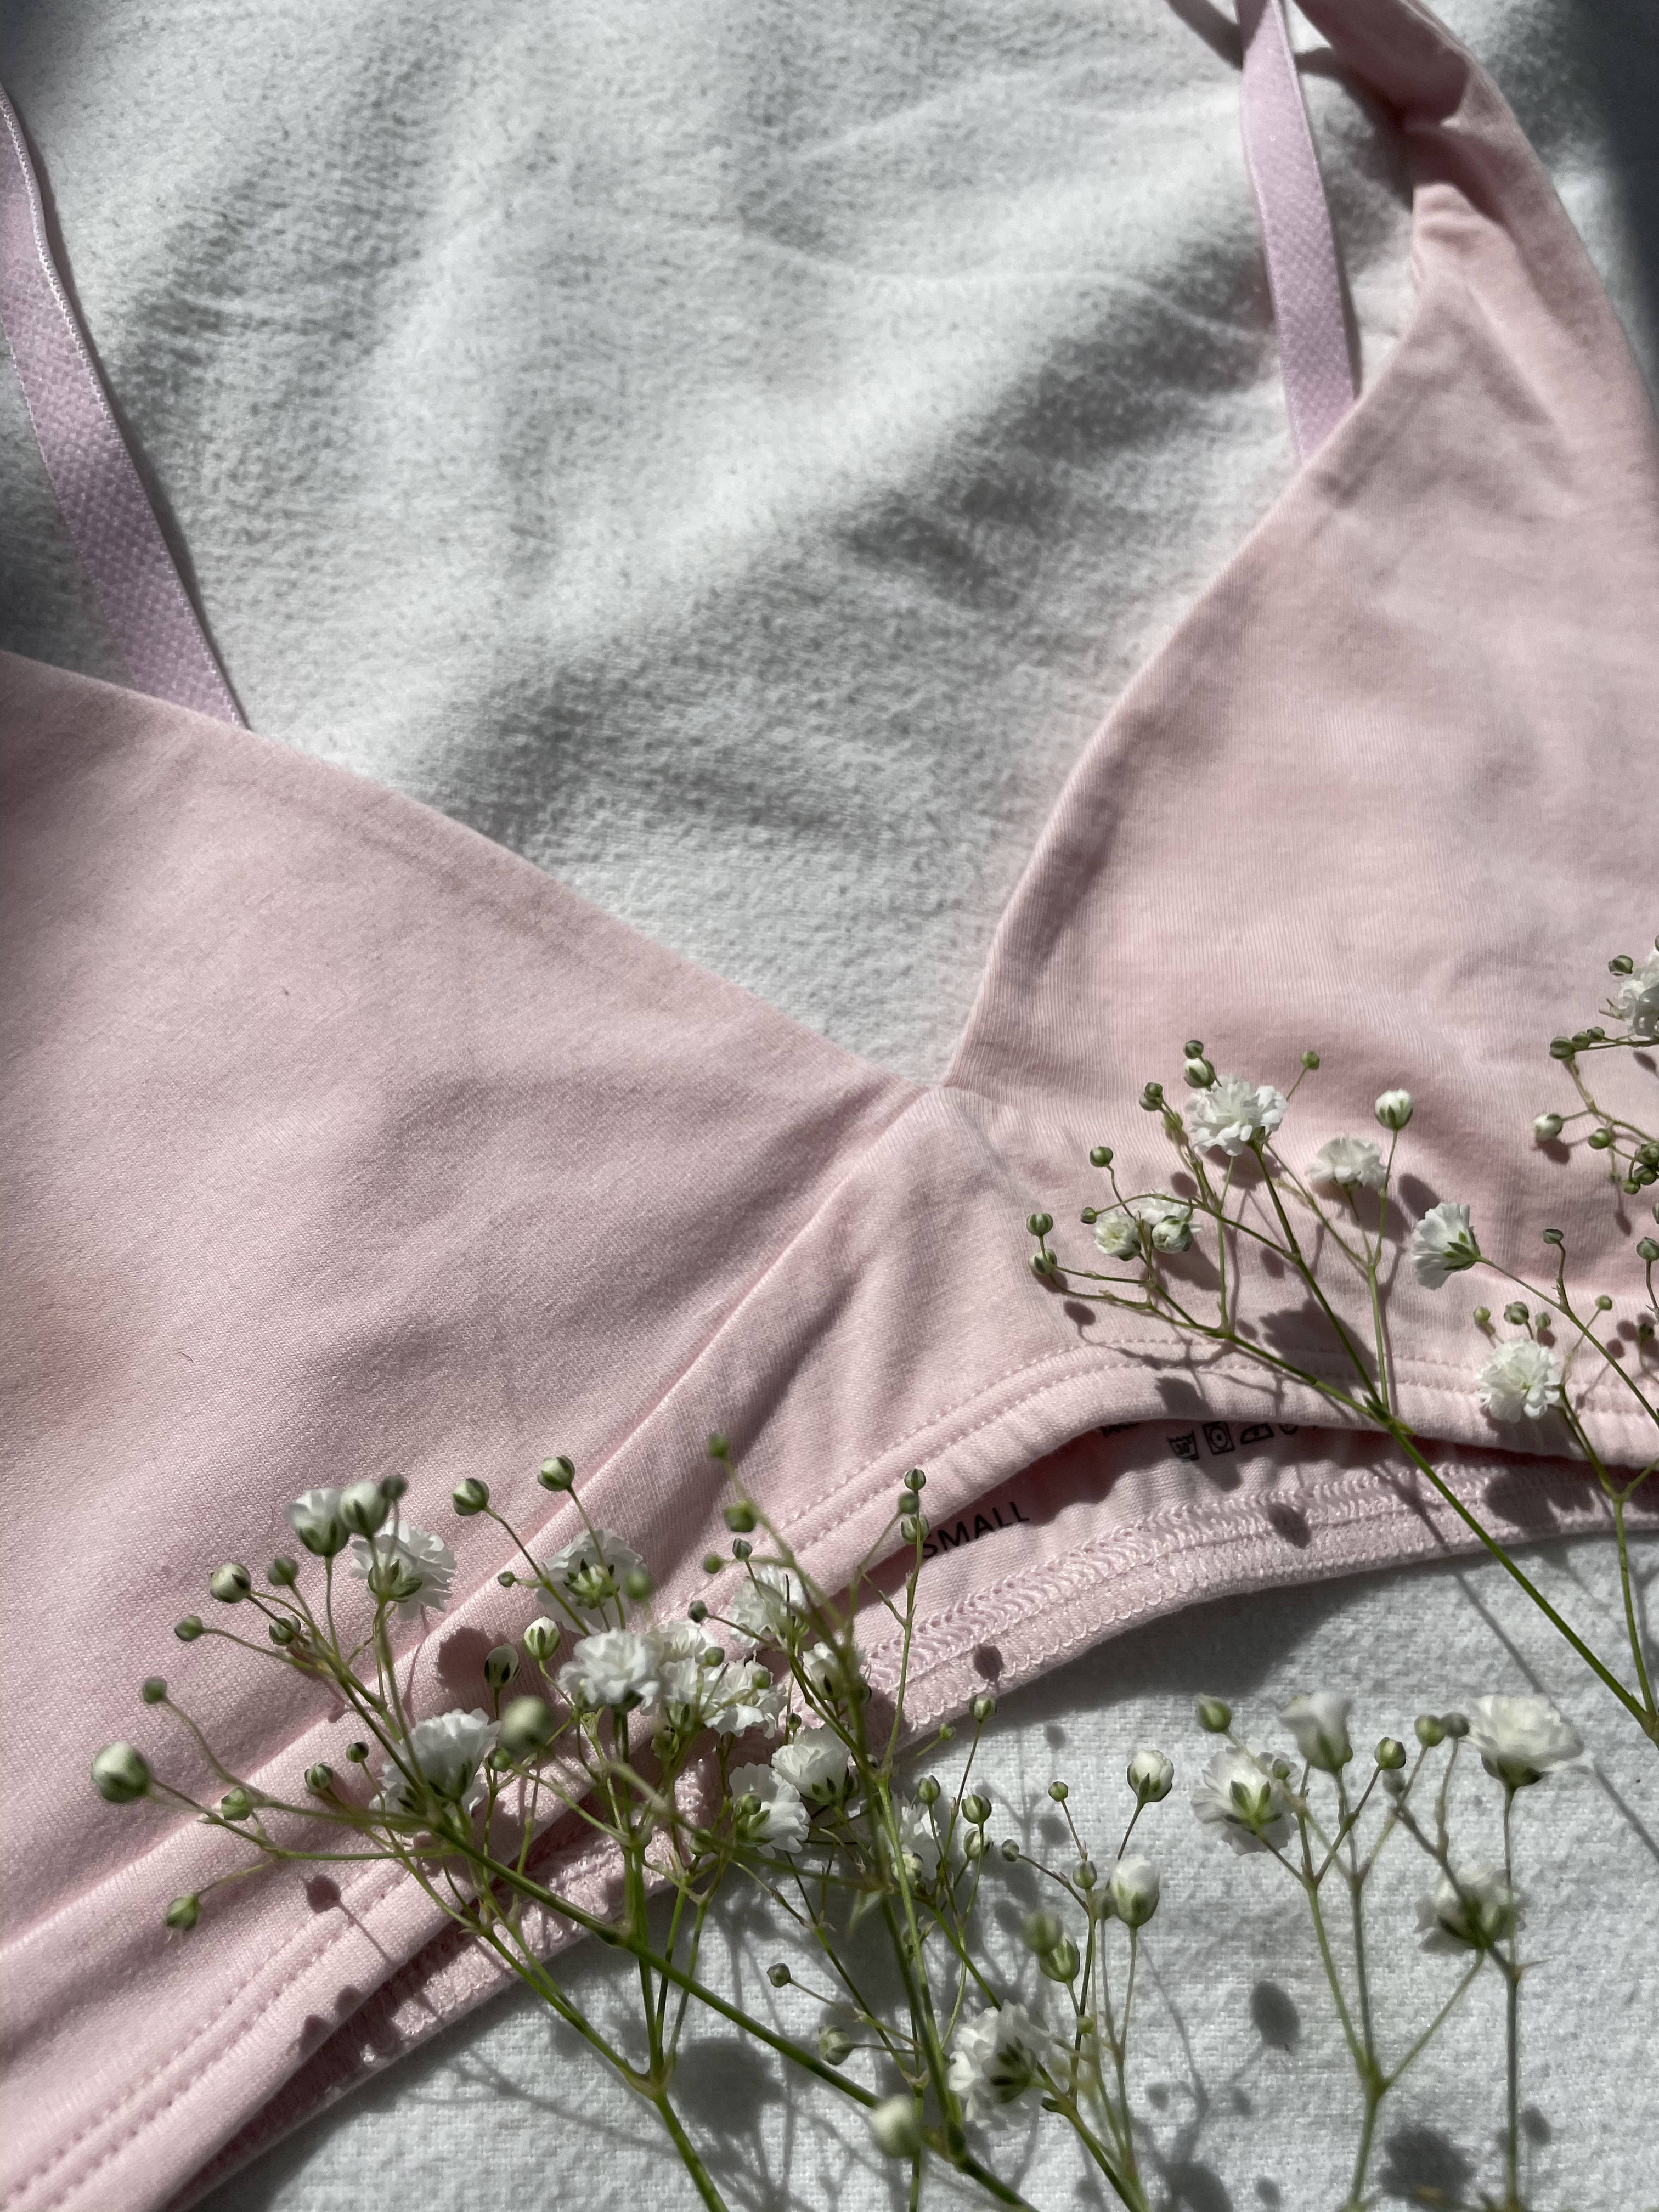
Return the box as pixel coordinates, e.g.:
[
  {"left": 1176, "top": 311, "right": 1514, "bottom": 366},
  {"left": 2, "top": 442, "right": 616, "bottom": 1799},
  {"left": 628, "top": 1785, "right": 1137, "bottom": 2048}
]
[{"left": 2, "top": 2, "right": 1657, "bottom": 2208}]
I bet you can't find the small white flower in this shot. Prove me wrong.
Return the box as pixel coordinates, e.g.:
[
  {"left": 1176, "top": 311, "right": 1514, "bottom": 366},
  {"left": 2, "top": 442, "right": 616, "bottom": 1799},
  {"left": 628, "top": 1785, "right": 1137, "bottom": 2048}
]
[
  {"left": 1409, "top": 1201, "right": 1480, "bottom": 1288},
  {"left": 892, "top": 1797, "right": 942, "bottom": 1886},
  {"left": 1280, "top": 1692, "right": 1353, "bottom": 1773},
  {"left": 378, "top": 1708, "right": 498, "bottom": 1815},
  {"left": 727, "top": 1562, "right": 809, "bottom": 1649},
  {"left": 800, "top": 1641, "right": 842, "bottom": 1697},
  {"left": 728, "top": 1760, "right": 810, "bottom": 1851},
  {"left": 653, "top": 1623, "right": 787, "bottom": 1739},
  {"left": 1477, "top": 1339, "right": 1564, "bottom": 1423},
  {"left": 868, "top": 2096, "right": 924, "bottom": 2158},
  {"left": 557, "top": 1629, "right": 663, "bottom": 1711},
  {"left": 540, "top": 1528, "right": 645, "bottom": 1613},
  {"left": 1465, "top": 1694, "right": 1582, "bottom": 1789},
  {"left": 1418, "top": 1865, "right": 1518, "bottom": 1953},
  {"left": 1093, "top": 1197, "right": 1194, "bottom": 1260},
  {"left": 1190, "top": 1745, "right": 1291, "bottom": 1854},
  {"left": 772, "top": 1728, "right": 851, "bottom": 1807},
  {"left": 1106, "top": 1853, "right": 1161, "bottom": 1928},
  {"left": 285, "top": 1487, "right": 348, "bottom": 1558},
  {"left": 947, "top": 2004, "right": 1052, "bottom": 2124},
  {"left": 1185, "top": 1076, "right": 1288, "bottom": 1157},
  {"left": 1092, "top": 1207, "right": 1142, "bottom": 1260},
  {"left": 1307, "top": 1136, "right": 1386, "bottom": 1192},
  {"left": 1612, "top": 949, "right": 1659, "bottom": 1040},
  {"left": 1127, "top": 1747, "right": 1175, "bottom": 1803},
  {"left": 349, "top": 1518, "right": 456, "bottom": 1618},
  {"left": 1374, "top": 1089, "right": 1414, "bottom": 1131}
]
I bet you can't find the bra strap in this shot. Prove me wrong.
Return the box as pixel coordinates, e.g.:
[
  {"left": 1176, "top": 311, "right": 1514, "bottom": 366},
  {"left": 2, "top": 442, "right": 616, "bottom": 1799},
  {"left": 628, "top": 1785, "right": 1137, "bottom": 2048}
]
[
  {"left": 0, "top": 85, "right": 242, "bottom": 724},
  {"left": 1237, "top": 0, "right": 1356, "bottom": 457}
]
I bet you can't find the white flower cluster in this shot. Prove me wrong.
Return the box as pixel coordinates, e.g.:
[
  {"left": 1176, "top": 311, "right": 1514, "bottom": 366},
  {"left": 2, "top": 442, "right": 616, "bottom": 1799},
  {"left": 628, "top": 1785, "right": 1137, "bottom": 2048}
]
[
  {"left": 1476, "top": 1338, "right": 1564, "bottom": 1423},
  {"left": 285, "top": 1489, "right": 456, "bottom": 1618},
  {"left": 1186, "top": 1076, "right": 1288, "bottom": 1157},
  {"left": 1190, "top": 1743, "right": 1291, "bottom": 1854},
  {"left": 946, "top": 2004, "right": 1053, "bottom": 2123},
  {"left": 555, "top": 1616, "right": 789, "bottom": 1736},
  {"left": 1093, "top": 1195, "right": 1195, "bottom": 1260},
  {"left": 1612, "top": 947, "right": 1659, "bottom": 1040},
  {"left": 539, "top": 1528, "right": 646, "bottom": 1612},
  {"left": 376, "top": 1709, "right": 498, "bottom": 1815}
]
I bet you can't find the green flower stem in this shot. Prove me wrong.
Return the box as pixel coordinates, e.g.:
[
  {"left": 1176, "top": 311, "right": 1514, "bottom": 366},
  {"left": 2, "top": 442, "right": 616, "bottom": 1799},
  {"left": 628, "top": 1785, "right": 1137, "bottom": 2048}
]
[{"left": 1501, "top": 1789, "right": 1522, "bottom": 2212}]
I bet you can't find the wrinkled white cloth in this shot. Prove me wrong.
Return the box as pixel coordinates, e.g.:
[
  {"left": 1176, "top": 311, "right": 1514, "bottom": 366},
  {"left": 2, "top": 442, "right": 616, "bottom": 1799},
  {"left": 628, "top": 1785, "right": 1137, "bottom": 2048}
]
[{"left": 3, "top": 0, "right": 1656, "bottom": 2204}]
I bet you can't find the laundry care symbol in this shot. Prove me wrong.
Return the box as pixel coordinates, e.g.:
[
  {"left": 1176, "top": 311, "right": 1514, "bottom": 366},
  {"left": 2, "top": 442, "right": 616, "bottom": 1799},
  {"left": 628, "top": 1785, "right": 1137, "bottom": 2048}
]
[{"left": 1168, "top": 1422, "right": 1298, "bottom": 1462}]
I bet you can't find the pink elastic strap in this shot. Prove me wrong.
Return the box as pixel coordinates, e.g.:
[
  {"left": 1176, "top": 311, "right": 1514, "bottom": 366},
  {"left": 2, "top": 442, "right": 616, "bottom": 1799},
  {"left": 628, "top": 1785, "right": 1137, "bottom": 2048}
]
[
  {"left": 1237, "top": 0, "right": 1356, "bottom": 456},
  {"left": 0, "top": 84, "right": 242, "bottom": 725}
]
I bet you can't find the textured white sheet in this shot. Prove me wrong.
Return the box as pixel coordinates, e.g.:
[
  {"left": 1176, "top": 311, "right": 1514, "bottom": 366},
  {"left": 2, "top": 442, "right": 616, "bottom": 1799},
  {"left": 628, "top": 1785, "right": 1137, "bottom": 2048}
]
[{"left": 3, "top": 0, "right": 1656, "bottom": 2204}]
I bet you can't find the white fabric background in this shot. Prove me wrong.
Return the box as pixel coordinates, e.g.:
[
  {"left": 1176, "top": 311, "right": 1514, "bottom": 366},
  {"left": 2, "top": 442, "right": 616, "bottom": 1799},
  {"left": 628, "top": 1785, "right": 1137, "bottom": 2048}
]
[{"left": 2, "top": 0, "right": 1656, "bottom": 2204}]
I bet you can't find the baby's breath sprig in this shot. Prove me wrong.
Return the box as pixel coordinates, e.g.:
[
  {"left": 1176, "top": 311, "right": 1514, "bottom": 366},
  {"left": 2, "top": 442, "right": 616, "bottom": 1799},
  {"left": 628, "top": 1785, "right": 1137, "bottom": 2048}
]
[{"left": 1027, "top": 953, "right": 1658, "bottom": 1752}]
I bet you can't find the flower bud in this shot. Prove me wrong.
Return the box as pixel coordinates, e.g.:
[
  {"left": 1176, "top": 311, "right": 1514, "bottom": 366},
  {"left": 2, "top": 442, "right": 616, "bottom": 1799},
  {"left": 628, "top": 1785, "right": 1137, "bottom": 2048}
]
[
  {"left": 1127, "top": 1747, "right": 1175, "bottom": 1802},
  {"left": 210, "top": 1562, "right": 252, "bottom": 1605},
  {"left": 1088, "top": 1145, "right": 1114, "bottom": 1168},
  {"left": 219, "top": 1787, "right": 254, "bottom": 1821},
  {"left": 1374, "top": 1089, "right": 1413, "bottom": 1131},
  {"left": 622, "top": 1567, "right": 655, "bottom": 1601},
  {"left": 1300, "top": 1049, "right": 1321, "bottom": 1070},
  {"left": 1533, "top": 1113, "right": 1564, "bottom": 1142},
  {"left": 1108, "top": 1854, "right": 1161, "bottom": 1928},
  {"left": 1414, "top": 1713, "right": 1446, "bottom": 1747},
  {"left": 1504, "top": 1301, "right": 1528, "bottom": 1325},
  {"left": 1610, "top": 952, "right": 1635, "bottom": 975},
  {"left": 767, "top": 1961, "right": 791, "bottom": 1988},
  {"left": 538, "top": 1455, "right": 576, "bottom": 1491},
  {"left": 268, "top": 1618, "right": 297, "bottom": 1646},
  {"left": 1375, "top": 1736, "right": 1407, "bottom": 1771},
  {"left": 1197, "top": 1696, "right": 1232, "bottom": 1734},
  {"left": 960, "top": 1793, "right": 991, "bottom": 1826},
  {"left": 452, "top": 1477, "right": 490, "bottom": 1517},
  {"left": 140, "top": 1677, "right": 168, "bottom": 1706},
  {"left": 1183, "top": 1056, "right": 1215, "bottom": 1089},
  {"left": 1074, "top": 1860, "right": 1097, "bottom": 1891},
  {"left": 1022, "top": 1909, "right": 1063, "bottom": 1955},
  {"left": 498, "top": 1695, "right": 555, "bottom": 1757},
  {"left": 819, "top": 2026, "right": 855, "bottom": 2066},
  {"left": 484, "top": 1644, "right": 520, "bottom": 1690},
  {"left": 915, "top": 1776, "right": 940, "bottom": 1805},
  {"left": 268, "top": 1556, "right": 300, "bottom": 1587},
  {"left": 1594, "top": 1293, "right": 1613, "bottom": 1310},
  {"left": 1440, "top": 1711, "right": 1469, "bottom": 1739},
  {"left": 899, "top": 1515, "right": 924, "bottom": 1544},
  {"left": 970, "top": 1695, "right": 997, "bottom": 1724},
  {"left": 1183, "top": 1039, "right": 1205, "bottom": 1059},
  {"left": 702, "top": 1552, "right": 724, "bottom": 1575},
  {"left": 1542, "top": 1227, "right": 1565, "bottom": 1245},
  {"left": 1548, "top": 1034, "right": 1576, "bottom": 1060},
  {"left": 306, "top": 1763, "right": 335, "bottom": 1794},
  {"left": 963, "top": 1827, "right": 986, "bottom": 1861},
  {"left": 731, "top": 1537, "right": 752, "bottom": 1561},
  {"left": 1027, "top": 1210, "right": 1054, "bottom": 1237},
  {"left": 523, "top": 1618, "right": 561, "bottom": 1663},
  {"left": 707, "top": 1432, "right": 731, "bottom": 1461},
  {"left": 92, "top": 1742, "right": 152, "bottom": 1803},
  {"left": 174, "top": 1615, "right": 204, "bottom": 1641},
  {"left": 724, "top": 1502, "right": 758, "bottom": 1534},
  {"left": 379, "top": 1473, "right": 409, "bottom": 1503},
  {"left": 1472, "top": 1306, "right": 1491, "bottom": 1325},
  {"left": 1588, "top": 1127, "right": 1613, "bottom": 1150},
  {"left": 1040, "top": 1937, "right": 1081, "bottom": 1982},
  {"left": 1638, "top": 1238, "right": 1659, "bottom": 1263},
  {"left": 164, "top": 1894, "right": 201, "bottom": 1932},
  {"left": 999, "top": 1838, "right": 1020, "bottom": 1862},
  {"left": 339, "top": 1481, "right": 390, "bottom": 1538},
  {"left": 1139, "top": 1081, "right": 1165, "bottom": 1111},
  {"left": 1048, "top": 1780, "right": 1069, "bottom": 1802},
  {"left": 870, "top": 2096, "right": 923, "bottom": 2158},
  {"left": 345, "top": 1740, "right": 370, "bottom": 1762}
]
